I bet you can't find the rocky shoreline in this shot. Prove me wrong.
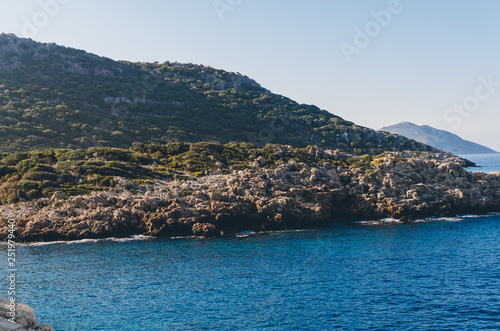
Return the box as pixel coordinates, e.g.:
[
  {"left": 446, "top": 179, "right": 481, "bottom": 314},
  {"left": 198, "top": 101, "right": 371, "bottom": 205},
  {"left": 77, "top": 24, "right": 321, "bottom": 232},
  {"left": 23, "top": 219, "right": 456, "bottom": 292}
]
[
  {"left": 0, "top": 296, "right": 53, "bottom": 331},
  {"left": 1, "top": 151, "right": 499, "bottom": 242}
]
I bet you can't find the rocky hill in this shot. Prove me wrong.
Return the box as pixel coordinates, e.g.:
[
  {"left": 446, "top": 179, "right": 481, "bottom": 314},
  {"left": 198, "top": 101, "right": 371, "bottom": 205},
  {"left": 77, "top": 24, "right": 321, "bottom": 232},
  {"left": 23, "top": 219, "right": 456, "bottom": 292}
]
[
  {"left": 0, "top": 33, "right": 433, "bottom": 154},
  {"left": 380, "top": 122, "right": 497, "bottom": 154}
]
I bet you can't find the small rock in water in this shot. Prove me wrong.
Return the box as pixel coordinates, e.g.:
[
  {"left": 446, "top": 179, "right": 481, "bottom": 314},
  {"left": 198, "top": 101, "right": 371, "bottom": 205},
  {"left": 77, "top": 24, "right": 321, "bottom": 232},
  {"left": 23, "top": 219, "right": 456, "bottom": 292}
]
[{"left": 0, "top": 296, "right": 53, "bottom": 331}]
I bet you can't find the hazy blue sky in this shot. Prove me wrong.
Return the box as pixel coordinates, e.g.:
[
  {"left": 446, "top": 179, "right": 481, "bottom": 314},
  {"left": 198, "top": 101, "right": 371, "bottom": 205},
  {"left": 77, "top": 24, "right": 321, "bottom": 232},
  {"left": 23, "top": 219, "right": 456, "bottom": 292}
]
[{"left": 1, "top": 0, "right": 499, "bottom": 151}]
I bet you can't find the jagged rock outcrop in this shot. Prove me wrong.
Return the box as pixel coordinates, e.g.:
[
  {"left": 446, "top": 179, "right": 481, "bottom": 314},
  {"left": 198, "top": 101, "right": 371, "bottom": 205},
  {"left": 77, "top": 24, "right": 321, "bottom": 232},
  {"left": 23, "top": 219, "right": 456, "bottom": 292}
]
[
  {"left": 0, "top": 296, "right": 53, "bottom": 331},
  {"left": 1, "top": 152, "right": 499, "bottom": 242},
  {"left": 0, "top": 33, "right": 265, "bottom": 92},
  {"left": 0, "top": 33, "right": 120, "bottom": 76}
]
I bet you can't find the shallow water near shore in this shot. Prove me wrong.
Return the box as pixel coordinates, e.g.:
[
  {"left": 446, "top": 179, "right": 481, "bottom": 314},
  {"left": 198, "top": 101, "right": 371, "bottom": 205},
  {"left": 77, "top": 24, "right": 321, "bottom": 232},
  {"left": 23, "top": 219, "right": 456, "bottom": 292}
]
[{"left": 5, "top": 214, "right": 500, "bottom": 330}]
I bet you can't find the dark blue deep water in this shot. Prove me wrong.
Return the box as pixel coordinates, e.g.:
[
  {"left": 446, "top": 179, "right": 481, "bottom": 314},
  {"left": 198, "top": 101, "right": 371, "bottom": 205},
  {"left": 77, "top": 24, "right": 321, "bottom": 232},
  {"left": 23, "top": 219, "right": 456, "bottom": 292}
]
[{"left": 7, "top": 215, "right": 500, "bottom": 330}]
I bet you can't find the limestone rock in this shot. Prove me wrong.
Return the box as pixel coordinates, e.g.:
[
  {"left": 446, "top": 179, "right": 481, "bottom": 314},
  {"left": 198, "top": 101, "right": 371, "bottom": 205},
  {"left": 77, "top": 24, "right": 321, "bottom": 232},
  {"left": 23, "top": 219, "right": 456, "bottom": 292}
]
[
  {"left": 0, "top": 296, "right": 53, "bottom": 331},
  {"left": 192, "top": 222, "right": 219, "bottom": 237},
  {"left": 0, "top": 152, "right": 499, "bottom": 242}
]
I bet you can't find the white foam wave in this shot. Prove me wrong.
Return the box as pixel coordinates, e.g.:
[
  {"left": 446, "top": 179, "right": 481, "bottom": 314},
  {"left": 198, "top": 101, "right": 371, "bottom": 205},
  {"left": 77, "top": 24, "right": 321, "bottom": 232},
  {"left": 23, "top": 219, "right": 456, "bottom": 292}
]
[
  {"left": 235, "top": 229, "right": 312, "bottom": 238},
  {"left": 381, "top": 218, "right": 402, "bottom": 224},
  {"left": 438, "top": 217, "right": 464, "bottom": 222},
  {"left": 170, "top": 235, "right": 197, "bottom": 240},
  {"left": 106, "top": 235, "right": 152, "bottom": 242},
  {"left": 235, "top": 231, "right": 258, "bottom": 238},
  {"left": 415, "top": 216, "right": 464, "bottom": 223},
  {"left": 19, "top": 235, "right": 152, "bottom": 247},
  {"left": 356, "top": 218, "right": 402, "bottom": 226},
  {"left": 459, "top": 213, "right": 500, "bottom": 218},
  {"left": 269, "top": 229, "right": 313, "bottom": 234}
]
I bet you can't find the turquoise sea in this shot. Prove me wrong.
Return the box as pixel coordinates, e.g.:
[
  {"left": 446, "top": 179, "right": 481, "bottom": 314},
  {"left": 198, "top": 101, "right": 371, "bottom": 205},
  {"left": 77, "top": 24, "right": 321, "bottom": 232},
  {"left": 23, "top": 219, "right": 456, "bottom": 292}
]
[{"left": 3, "top": 154, "right": 500, "bottom": 330}]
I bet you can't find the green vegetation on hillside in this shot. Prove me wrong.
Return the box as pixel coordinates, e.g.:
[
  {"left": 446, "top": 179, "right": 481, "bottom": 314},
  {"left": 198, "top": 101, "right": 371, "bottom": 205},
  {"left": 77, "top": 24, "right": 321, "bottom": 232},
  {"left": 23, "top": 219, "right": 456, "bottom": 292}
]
[
  {"left": 0, "top": 34, "right": 434, "bottom": 154},
  {"left": 0, "top": 142, "right": 399, "bottom": 204}
]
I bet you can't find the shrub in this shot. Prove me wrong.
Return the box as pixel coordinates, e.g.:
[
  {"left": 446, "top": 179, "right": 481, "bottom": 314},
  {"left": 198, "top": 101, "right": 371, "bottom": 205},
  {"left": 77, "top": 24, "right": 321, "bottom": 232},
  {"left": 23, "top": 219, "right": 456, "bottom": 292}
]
[
  {"left": 16, "top": 160, "right": 39, "bottom": 173},
  {"left": 2, "top": 153, "right": 30, "bottom": 166},
  {"left": 25, "top": 171, "right": 61, "bottom": 182}
]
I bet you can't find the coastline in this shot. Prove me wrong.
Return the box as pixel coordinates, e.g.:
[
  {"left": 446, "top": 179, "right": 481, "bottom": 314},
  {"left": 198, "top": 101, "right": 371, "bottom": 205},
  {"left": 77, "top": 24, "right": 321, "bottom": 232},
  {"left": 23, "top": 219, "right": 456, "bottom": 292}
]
[
  {"left": 3, "top": 213, "right": 498, "bottom": 247},
  {"left": 1, "top": 150, "right": 499, "bottom": 243}
]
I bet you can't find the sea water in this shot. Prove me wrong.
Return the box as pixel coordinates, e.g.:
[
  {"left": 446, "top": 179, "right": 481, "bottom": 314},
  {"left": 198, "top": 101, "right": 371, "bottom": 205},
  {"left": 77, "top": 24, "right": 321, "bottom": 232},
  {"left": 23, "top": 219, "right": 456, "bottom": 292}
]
[
  {"left": 3, "top": 215, "right": 499, "bottom": 330},
  {"left": 460, "top": 153, "right": 500, "bottom": 173}
]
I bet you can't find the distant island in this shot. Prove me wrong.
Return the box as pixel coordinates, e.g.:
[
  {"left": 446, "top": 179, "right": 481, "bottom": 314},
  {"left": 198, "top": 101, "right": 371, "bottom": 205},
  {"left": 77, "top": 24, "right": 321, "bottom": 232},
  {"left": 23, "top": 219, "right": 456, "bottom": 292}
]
[{"left": 380, "top": 122, "right": 498, "bottom": 155}]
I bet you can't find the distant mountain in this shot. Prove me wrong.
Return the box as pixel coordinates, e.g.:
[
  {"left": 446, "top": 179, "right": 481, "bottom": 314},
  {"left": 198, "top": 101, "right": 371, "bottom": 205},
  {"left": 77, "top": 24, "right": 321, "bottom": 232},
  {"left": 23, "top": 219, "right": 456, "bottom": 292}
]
[
  {"left": 380, "top": 122, "right": 497, "bottom": 154},
  {"left": 0, "top": 33, "right": 435, "bottom": 154}
]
